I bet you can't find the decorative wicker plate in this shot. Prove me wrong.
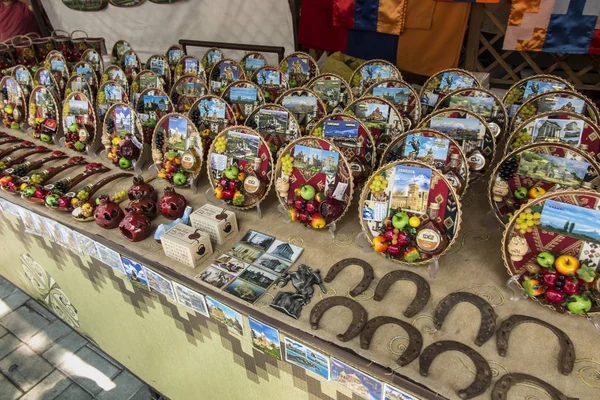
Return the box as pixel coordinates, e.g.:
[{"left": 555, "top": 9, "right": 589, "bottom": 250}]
[
  {"left": 201, "top": 47, "right": 224, "bottom": 72},
  {"left": 279, "top": 51, "right": 319, "bottom": 88},
  {"left": 120, "top": 49, "right": 141, "bottom": 84},
  {"left": 80, "top": 48, "right": 104, "bottom": 76},
  {"left": 275, "top": 87, "right": 326, "bottom": 135},
  {"left": 96, "top": 80, "right": 129, "bottom": 121},
  {"left": 71, "top": 61, "right": 98, "bottom": 93},
  {"left": 64, "top": 74, "right": 93, "bottom": 100},
  {"left": 174, "top": 55, "right": 205, "bottom": 82},
  {"left": 244, "top": 104, "right": 301, "bottom": 157},
  {"left": 240, "top": 52, "right": 267, "bottom": 78},
  {"left": 208, "top": 59, "right": 245, "bottom": 95},
  {"left": 111, "top": 39, "right": 132, "bottom": 64},
  {"left": 0, "top": 76, "right": 27, "bottom": 129},
  {"left": 188, "top": 95, "right": 236, "bottom": 157},
  {"left": 62, "top": 0, "right": 108, "bottom": 11},
  {"left": 12, "top": 65, "right": 33, "bottom": 97},
  {"left": 502, "top": 74, "right": 574, "bottom": 118},
  {"left": 363, "top": 79, "right": 421, "bottom": 130},
  {"left": 307, "top": 73, "right": 353, "bottom": 114},
  {"left": 130, "top": 70, "right": 162, "bottom": 103},
  {"left": 100, "top": 65, "right": 129, "bottom": 92},
  {"left": 251, "top": 66, "right": 289, "bottom": 103},
  {"left": 169, "top": 75, "right": 208, "bottom": 114},
  {"left": 28, "top": 86, "right": 60, "bottom": 143},
  {"left": 44, "top": 51, "right": 70, "bottom": 96},
  {"left": 62, "top": 91, "right": 97, "bottom": 152},
  {"left": 221, "top": 80, "right": 265, "bottom": 124},
  {"left": 166, "top": 44, "right": 185, "bottom": 75},
  {"left": 134, "top": 88, "right": 174, "bottom": 145},
  {"left": 419, "top": 68, "right": 480, "bottom": 118},
  {"left": 33, "top": 67, "right": 60, "bottom": 100},
  {"left": 350, "top": 59, "right": 402, "bottom": 98},
  {"left": 101, "top": 102, "right": 145, "bottom": 170},
  {"left": 145, "top": 54, "right": 171, "bottom": 90}
]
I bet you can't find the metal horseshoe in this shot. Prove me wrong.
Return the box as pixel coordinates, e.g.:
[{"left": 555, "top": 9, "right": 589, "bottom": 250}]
[
  {"left": 360, "top": 316, "right": 423, "bottom": 367},
  {"left": 433, "top": 292, "right": 496, "bottom": 346},
  {"left": 324, "top": 258, "right": 374, "bottom": 297},
  {"left": 496, "top": 314, "right": 575, "bottom": 375},
  {"left": 309, "top": 296, "right": 368, "bottom": 342},
  {"left": 373, "top": 270, "right": 430, "bottom": 318},
  {"left": 492, "top": 373, "right": 579, "bottom": 400},
  {"left": 419, "top": 340, "right": 492, "bottom": 400}
]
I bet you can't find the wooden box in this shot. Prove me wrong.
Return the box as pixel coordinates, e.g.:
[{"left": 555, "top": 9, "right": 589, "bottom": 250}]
[
  {"left": 189, "top": 204, "right": 238, "bottom": 245},
  {"left": 160, "top": 223, "right": 212, "bottom": 268}
]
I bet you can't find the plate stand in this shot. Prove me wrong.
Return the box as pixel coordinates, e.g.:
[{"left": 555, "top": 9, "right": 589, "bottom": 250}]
[{"left": 505, "top": 275, "right": 528, "bottom": 301}]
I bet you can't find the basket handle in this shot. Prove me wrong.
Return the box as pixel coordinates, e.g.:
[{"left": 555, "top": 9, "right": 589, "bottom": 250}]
[
  {"left": 11, "top": 35, "right": 32, "bottom": 47},
  {"left": 51, "top": 30, "right": 70, "bottom": 38},
  {"left": 26, "top": 32, "right": 40, "bottom": 39},
  {"left": 71, "top": 30, "right": 89, "bottom": 39}
]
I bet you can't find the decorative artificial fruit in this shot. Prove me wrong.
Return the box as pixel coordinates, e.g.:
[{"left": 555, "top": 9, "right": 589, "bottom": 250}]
[
  {"left": 224, "top": 165, "right": 239, "bottom": 180},
  {"left": 540, "top": 268, "right": 558, "bottom": 287},
  {"left": 387, "top": 243, "right": 402, "bottom": 257},
  {"left": 172, "top": 172, "right": 187, "bottom": 186},
  {"left": 403, "top": 247, "right": 420, "bottom": 262},
  {"left": 372, "top": 236, "right": 388, "bottom": 253},
  {"left": 408, "top": 216, "right": 420, "bottom": 228},
  {"left": 310, "top": 213, "right": 326, "bottom": 229},
  {"left": 536, "top": 251, "right": 555, "bottom": 268},
  {"left": 528, "top": 186, "right": 546, "bottom": 199},
  {"left": 392, "top": 212, "right": 409, "bottom": 229},
  {"left": 300, "top": 184, "right": 316, "bottom": 201},
  {"left": 562, "top": 278, "right": 582, "bottom": 295},
  {"left": 544, "top": 288, "right": 565, "bottom": 304},
  {"left": 288, "top": 208, "right": 299, "bottom": 222},
  {"left": 523, "top": 278, "right": 544, "bottom": 296},
  {"left": 315, "top": 192, "right": 326, "bottom": 203},
  {"left": 577, "top": 264, "right": 596, "bottom": 283},
  {"left": 119, "top": 157, "right": 132, "bottom": 169},
  {"left": 554, "top": 255, "right": 579, "bottom": 276},
  {"left": 566, "top": 294, "right": 592, "bottom": 314},
  {"left": 514, "top": 187, "right": 528, "bottom": 200}
]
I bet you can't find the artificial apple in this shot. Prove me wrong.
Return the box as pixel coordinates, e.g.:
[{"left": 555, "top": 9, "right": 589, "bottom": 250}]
[
  {"left": 224, "top": 166, "right": 239, "bottom": 180},
  {"left": 294, "top": 198, "right": 304, "bottom": 210},
  {"left": 523, "top": 278, "right": 544, "bottom": 296},
  {"left": 305, "top": 200, "right": 317, "bottom": 214},
  {"left": 300, "top": 184, "right": 316, "bottom": 201},
  {"left": 528, "top": 186, "right": 546, "bottom": 199},
  {"left": 383, "top": 229, "right": 395, "bottom": 241},
  {"left": 119, "top": 157, "right": 132, "bottom": 169},
  {"left": 10, "top": 122, "right": 19, "bottom": 129},
  {"left": 68, "top": 123, "right": 78, "bottom": 133},
  {"left": 45, "top": 194, "right": 60, "bottom": 207},
  {"left": 514, "top": 187, "right": 528, "bottom": 200},
  {"left": 165, "top": 150, "right": 177, "bottom": 161},
  {"left": 387, "top": 243, "right": 402, "bottom": 257},
  {"left": 74, "top": 141, "right": 85, "bottom": 151},
  {"left": 173, "top": 172, "right": 187, "bottom": 186},
  {"left": 396, "top": 231, "right": 409, "bottom": 246},
  {"left": 219, "top": 177, "right": 228, "bottom": 188},
  {"left": 214, "top": 186, "right": 224, "bottom": 199},
  {"left": 228, "top": 180, "right": 237, "bottom": 190},
  {"left": 392, "top": 212, "right": 409, "bottom": 229},
  {"left": 40, "top": 133, "right": 52, "bottom": 143},
  {"left": 298, "top": 210, "right": 309, "bottom": 223},
  {"left": 310, "top": 213, "right": 326, "bottom": 229},
  {"left": 221, "top": 189, "right": 234, "bottom": 199},
  {"left": 577, "top": 264, "right": 596, "bottom": 283},
  {"left": 383, "top": 217, "right": 392, "bottom": 228},
  {"left": 315, "top": 192, "right": 326, "bottom": 203},
  {"left": 58, "top": 197, "right": 69, "bottom": 208},
  {"left": 288, "top": 208, "right": 299, "bottom": 222},
  {"left": 566, "top": 294, "right": 592, "bottom": 314},
  {"left": 403, "top": 246, "right": 420, "bottom": 262},
  {"left": 555, "top": 255, "right": 579, "bottom": 276},
  {"left": 22, "top": 187, "right": 36, "bottom": 197},
  {"left": 562, "top": 278, "right": 582, "bottom": 295},
  {"left": 232, "top": 191, "right": 245, "bottom": 206},
  {"left": 540, "top": 268, "right": 558, "bottom": 287},
  {"left": 536, "top": 251, "right": 555, "bottom": 268},
  {"left": 544, "top": 288, "right": 565, "bottom": 304},
  {"left": 34, "top": 189, "right": 45, "bottom": 199},
  {"left": 372, "top": 236, "right": 388, "bottom": 253}
]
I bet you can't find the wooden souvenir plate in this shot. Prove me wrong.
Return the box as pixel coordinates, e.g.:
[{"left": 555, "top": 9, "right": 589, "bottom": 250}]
[
  {"left": 174, "top": 55, "right": 205, "bottom": 82},
  {"left": 33, "top": 68, "right": 60, "bottom": 99},
  {"left": 511, "top": 90, "right": 600, "bottom": 132},
  {"left": 244, "top": 104, "right": 301, "bottom": 157},
  {"left": 363, "top": 79, "right": 420, "bottom": 130},
  {"left": 503, "top": 74, "right": 573, "bottom": 118},
  {"left": 131, "top": 70, "right": 162, "bottom": 102},
  {"left": 101, "top": 102, "right": 144, "bottom": 170},
  {"left": 201, "top": 48, "right": 224, "bottom": 72},
  {"left": 419, "top": 108, "right": 497, "bottom": 174},
  {"left": 62, "top": 91, "right": 97, "bottom": 152},
  {"left": 96, "top": 80, "right": 129, "bottom": 121},
  {"left": 80, "top": 48, "right": 104, "bottom": 76},
  {"left": 12, "top": 65, "right": 33, "bottom": 98},
  {"left": 208, "top": 59, "right": 245, "bottom": 95},
  {"left": 350, "top": 59, "right": 402, "bottom": 98},
  {"left": 166, "top": 45, "right": 185, "bottom": 75},
  {"left": 279, "top": 51, "right": 319, "bottom": 88},
  {"left": 44, "top": 52, "right": 70, "bottom": 95},
  {"left": 222, "top": 80, "right": 265, "bottom": 124},
  {"left": 274, "top": 136, "right": 353, "bottom": 229},
  {"left": 240, "top": 52, "right": 267, "bottom": 78},
  {"left": 72, "top": 61, "right": 99, "bottom": 93},
  {"left": 489, "top": 142, "right": 600, "bottom": 225},
  {"left": 152, "top": 112, "right": 202, "bottom": 187},
  {"left": 207, "top": 126, "right": 274, "bottom": 209},
  {"left": 502, "top": 190, "right": 600, "bottom": 315},
  {"left": 379, "top": 128, "right": 470, "bottom": 197},
  {"left": 101, "top": 65, "right": 129, "bottom": 92},
  {"left": 28, "top": 86, "right": 60, "bottom": 143},
  {"left": 135, "top": 88, "right": 174, "bottom": 145},
  {"left": 170, "top": 75, "right": 207, "bottom": 114},
  {"left": 306, "top": 73, "right": 353, "bottom": 114},
  {"left": 188, "top": 95, "right": 236, "bottom": 158},
  {"left": 0, "top": 76, "right": 27, "bottom": 128},
  {"left": 359, "top": 160, "right": 462, "bottom": 265},
  {"left": 419, "top": 68, "right": 480, "bottom": 117},
  {"left": 251, "top": 66, "right": 289, "bottom": 103},
  {"left": 434, "top": 87, "right": 507, "bottom": 138},
  {"left": 309, "top": 113, "right": 376, "bottom": 184},
  {"left": 109, "top": 0, "right": 146, "bottom": 8},
  {"left": 275, "top": 87, "right": 326, "bottom": 135},
  {"left": 64, "top": 74, "right": 93, "bottom": 100},
  {"left": 62, "top": 0, "right": 108, "bottom": 11},
  {"left": 145, "top": 54, "right": 171, "bottom": 89},
  {"left": 120, "top": 49, "right": 141, "bottom": 84}
]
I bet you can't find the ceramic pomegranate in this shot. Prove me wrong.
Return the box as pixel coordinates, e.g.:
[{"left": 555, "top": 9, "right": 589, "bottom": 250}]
[
  {"left": 128, "top": 192, "right": 158, "bottom": 219},
  {"left": 158, "top": 186, "right": 187, "bottom": 220},
  {"left": 93, "top": 195, "right": 125, "bottom": 229},
  {"left": 118, "top": 211, "right": 152, "bottom": 242},
  {"left": 127, "top": 176, "right": 157, "bottom": 201}
]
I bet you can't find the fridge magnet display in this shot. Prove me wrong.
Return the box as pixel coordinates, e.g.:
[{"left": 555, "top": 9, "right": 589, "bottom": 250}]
[
  {"left": 419, "top": 108, "right": 496, "bottom": 174},
  {"left": 170, "top": 75, "right": 207, "bottom": 113},
  {"left": 503, "top": 190, "right": 600, "bottom": 315},
  {"left": 62, "top": 91, "right": 97, "bottom": 152},
  {"left": 72, "top": 61, "right": 99, "bottom": 92},
  {"left": 201, "top": 47, "right": 224, "bottom": 72},
  {"left": 166, "top": 44, "right": 185, "bottom": 75},
  {"left": 12, "top": 65, "right": 33, "bottom": 98},
  {"left": 359, "top": 160, "right": 462, "bottom": 265},
  {"left": 274, "top": 137, "right": 353, "bottom": 230},
  {"left": 223, "top": 278, "right": 266, "bottom": 304},
  {"left": 310, "top": 114, "right": 376, "bottom": 184},
  {"left": 131, "top": 70, "right": 162, "bottom": 102},
  {"left": 248, "top": 317, "right": 282, "bottom": 360},
  {"left": 307, "top": 73, "right": 352, "bottom": 114},
  {"left": 244, "top": 104, "right": 301, "bottom": 157},
  {"left": 207, "top": 126, "right": 274, "bottom": 209},
  {"left": 0, "top": 77, "right": 27, "bottom": 129},
  {"left": 205, "top": 296, "right": 244, "bottom": 335},
  {"left": 174, "top": 55, "right": 205, "bottom": 82},
  {"left": 188, "top": 95, "right": 236, "bottom": 158},
  {"left": 64, "top": 74, "right": 93, "bottom": 100},
  {"left": 80, "top": 48, "right": 104, "bottom": 77},
  {"left": 489, "top": 142, "right": 600, "bottom": 225},
  {"left": 380, "top": 129, "right": 470, "bottom": 197},
  {"left": 120, "top": 49, "right": 141, "bottom": 84},
  {"left": 152, "top": 113, "right": 202, "bottom": 187},
  {"left": 135, "top": 88, "right": 174, "bottom": 144},
  {"left": 239, "top": 265, "right": 279, "bottom": 289},
  {"left": 364, "top": 79, "right": 420, "bottom": 130},
  {"left": 33, "top": 67, "right": 61, "bottom": 100},
  {"left": 208, "top": 59, "right": 245, "bottom": 95},
  {"left": 251, "top": 66, "right": 289, "bottom": 103},
  {"left": 283, "top": 337, "right": 330, "bottom": 380},
  {"left": 419, "top": 68, "right": 480, "bottom": 117},
  {"left": 331, "top": 358, "right": 383, "bottom": 400},
  {"left": 61, "top": 0, "right": 109, "bottom": 11},
  {"left": 44, "top": 52, "right": 70, "bottom": 94},
  {"left": 144, "top": 266, "right": 175, "bottom": 301},
  {"left": 212, "top": 254, "right": 247, "bottom": 275},
  {"left": 145, "top": 54, "right": 171, "bottom": 89},
  {"left": 197, "top": 265, "right": 235, "bottom": 289},
  {"left": 96, "top": 80, "right": 128, "bottom": 121},
  {"left": 221, "top": 80, "right": 265, "bottom": 124},
  {"left": 101, "top": 65, "right": 129, "bottom": 92},
  {"left": 279, "top": 52, "right": 319, "bottom": 88},
  {"left": 276, "top": 88, "right": 326, "bottom": 135},
  {"left": 434, "top": 87, "right": 507, "bottom": 138},
  {"left": 109, "top": 0, "right": 146, "bottom": 8},
  {"left": 101, "top": 102, "right": 144, "bottom": 169},
  {"left": 121, "top": 255, "right": 150, "bottom": 290},
  {"left": 503, "top": 74, "right": 573, "bottom": 118},
  {"left": 240, "top": 52, "right": 267, "bottom": 77},
  {"left": 172, "top": 281, "right": 209, "bottom": 317}
]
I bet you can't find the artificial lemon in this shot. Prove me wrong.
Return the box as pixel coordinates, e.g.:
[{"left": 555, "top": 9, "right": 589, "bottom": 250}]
[{"left": 408, "top": 216, "right": 421, "bottom": 228}]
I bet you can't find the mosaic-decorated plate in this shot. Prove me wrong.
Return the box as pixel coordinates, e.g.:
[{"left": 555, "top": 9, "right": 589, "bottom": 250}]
[
  {"left": 363, "top": 79, "right": 420, "bottom": 130},
  {"left": 419, "top": 68, "right": 480, "bottom": 117},
  {"left": 221, "top": 80, "right": 265, "bottom": 124},
  {"left": 350, "top": 59, "right": 402, "bottom": 98},
  {"left": 279, "top": 51, "right": 319, "bottom": 88},
  {"left": 62, "top": 0, "right": 108, "bottom": 11},
  {"left": 307, "top": 73, "right": 353, "bottom": 114}
]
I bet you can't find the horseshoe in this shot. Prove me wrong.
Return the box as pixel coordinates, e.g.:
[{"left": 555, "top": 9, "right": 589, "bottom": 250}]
[
  {"left": 324, "top": 258, "right": 374, "bottom": 297},
  {"left": 492, "top": 373, "right": 578, "bottom": 400},
  {"left": 433, "top": 292, "right": 496, "bottom": 346},
  {"left": 373, "top": 270, "right": 430, "bottom": 318},
  {"left": 360, "top": 316, "right": 422, "bottom": 367},
  {"left": 309, "top": 296, "right": 368, "bottom": 342},
  {"left": 419, "top": 340, "right": 492, "bottom": 400},
  {"left": 497, "top": 314, "right": 575, "bottom": 375}
]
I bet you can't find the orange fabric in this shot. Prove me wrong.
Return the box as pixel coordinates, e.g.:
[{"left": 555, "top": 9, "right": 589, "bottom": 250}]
[
  {"left": 516, "top": 27, "right": 547, "bottom": 51},
  {"left": 508, "top": 0, "right": 541, "bottom": 26},
  {"left": 377, "top": 0, "right": 409, "bottom": 34}
]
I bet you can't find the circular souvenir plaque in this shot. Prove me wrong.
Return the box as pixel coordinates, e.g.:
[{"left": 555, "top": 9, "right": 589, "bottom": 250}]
[
  {"left": 28, "top": 86, "right": 60, "bottom": 143},
  {"left": 81, "top": 48, "right": 104, "bottom": 77},
  {"left": 170, "top": 75, "right": 207, "bottom": 113},
  {"left": 208, "top": 59, "right": 245, "bottom": 95},
  {"left": 434, "top": 87, "right": 507, "bottom": 138},
  {"left": 120, "top": 49, "right": 141, "bottom": 84},
  {"left": 201, "top": 48, "right": 224, "bottom": 72},
  {"left": 419, "top": 68, "right": 480, "bottom": 117},
  {"left": 33, "top": 67, "right": 61, "bottom": 99},
  {"left": 109, "top": 0, "right": 145, "bottom": 7},
  {"left": 379, "top": 128, "right": 470, "bottom": 197},
  {"left": 503, "top": 74, "right": 573, "bottom": 118},
  {"left": 240, "top": 52, "right": 267, "bottom": 78},
  {"left": 279, "top": 52, "right": 319, "bottom": 88},
  {"left": 245, "top": 104, "right": 301, "bottom": 157},
  {"left": 189, "top": 95, "right": 236, "bottom": 157},
  {"left": 96, "top": 80, "right": 129, "bottom": 121},
  {"left": 359, "top": 160, "right": 462, "bottom": 265},
  {"left": 145, "top": 54, "right": 171, "bottom": 90},
  {"left": 274, "top": 136, "right": 353, "bottom": 229},
  {"left": 101, "top": 65, "right": 129, "bottom": 92},
  {"left": 12, "top": 65, "right": 33, "bottom": 98},
  {"left": 111, "top": 40, "right": 131, "bottom": 64},
  {"left": 350, "top": 60, "right": 402, "bottom": 98},
  {"left": 503, "top": 189, "right": 600, "bottom": 315},
  {"left": 222, "top": 80, "right": 265, "bottom": 124},
  {"left": 489, "top": 142, "right": 600, "bottom": 225},
  {"left": 419, "top": 108, "right": 496, "bottom": 174},
  {"left": 62, "top": 0, "right": 108, "bottom": 11},
  {"left": 62, "top": 91, "right": 97, "bottom": 152},
  {"left": 511, "top": 90, "right": 600, "bottom": 132},
  {"left": 72, "top": 61, "right": 99, "bottom": 93},
  {"left": 166, "top": 44, "right": 185, "bottom": 75},
  {"left": 0, "top": 77, "right": 27, "bottom": 129},
  {"left": 64, "top": 75, "right": 93, "bottom": 100},
  {"left": 44, "top": 52, "right": 70, "bottom": 95},
  {"left": 251, "top": 66, "right": 289, "bottom": 103},
  {"left": 135, "top": 88, "right": 174, "bottom": 145},
  {"left": 152, "top": 112, "right": 202, "bottom": 187},
  {"left": 131, "top": 70, "right": 162, "bottom": 101},
  {"left": 174, "top": 55, "right": 205, "bottom": 82},
  {"left": 102, "top": 102, "right": 144, "bottom": 170},
  {"left": 275, "top": 87, "right": 326, "bottom": 135},
  {"left": 309, "top": 113, "right": 376, "bottom": 184},
  {"left": 207, "top": 126, "right": 274, "bottom": 209},
  {"left": 307, "top": 73, "right": 353, "bottom": 114},
  {"left": 363, "top": 79, "right": 421, "bottom": 130}
]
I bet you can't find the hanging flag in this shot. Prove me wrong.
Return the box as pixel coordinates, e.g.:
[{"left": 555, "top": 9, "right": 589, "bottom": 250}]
[{"left": 332, "top": 0, "right": 408, "bottom": 35}]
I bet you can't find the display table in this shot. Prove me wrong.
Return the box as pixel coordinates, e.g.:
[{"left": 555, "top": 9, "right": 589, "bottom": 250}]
[{"left": 0, "top": 127, "right": 597, "bottom": 400}]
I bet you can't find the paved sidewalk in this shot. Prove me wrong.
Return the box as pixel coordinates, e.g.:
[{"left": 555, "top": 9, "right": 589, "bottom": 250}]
[{"left": 0, "top": 275, "right": 152, "bottom": 400}]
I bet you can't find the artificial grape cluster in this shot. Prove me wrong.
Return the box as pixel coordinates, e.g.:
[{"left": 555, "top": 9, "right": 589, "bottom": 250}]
[
  {"left": 369, "top": 174, "right": 388, "bottom": 195},
  {"left": 311, "top": 126, "right": 323, "bottom": 137},
  {"left": 511, "top": 131, "right": 532, "bottom": 150},
  {"left": 29, "top": 173, "right": 44, "bottom": 184},
  {"left": 425, "top": 76, "right": 441, "bottom": 91},
  {"left": 498, "top": 158, "right": 519, "bottom": 180},
  {"left": 514, "top": 208, "right": 541, "bottom": 234},
  {"left": 171, "top": 92, "right": 180, "bottom": 106},
  {"left": 517, "top": 103, "right": 537, "bottom": 121},
  {"left": 214, "top": 136, "right": 227, "bottom": 153},
  {"left": 504, "top": 87, "right": 524, "bottom": 105},
  {"left": 105, "top": 117, "right": 115, "bottom": 134},
  {"left": 111, "top": 190, "right": 127, "bottom": 203},
  {"left": 154, "top": 129, "right": 164, "bottom": 150},
  {"left": 189, "top": 107, "right": 201, "bottom": 126},
  {"left": 280, "top": 153, "right": 294, "bottom": 176}
]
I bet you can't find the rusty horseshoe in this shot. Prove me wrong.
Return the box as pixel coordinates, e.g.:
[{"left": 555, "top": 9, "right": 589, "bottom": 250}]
[
  {"left": 373, "top": 270, "right": 430, "bottom": 318},
  {"left": 324, "top": 258, "right": 374, "bottom": 297},
  {"left": 492, "top": 373, "right": 579, "bottom": 400},
  {"left": 309, "top": 296, "right": 368, "bottom": 342},
  {"left": 360, "top": 316, "right": 423, "bottom": 367}
]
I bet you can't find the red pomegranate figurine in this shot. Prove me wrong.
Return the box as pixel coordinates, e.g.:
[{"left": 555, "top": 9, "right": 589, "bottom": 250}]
[
  {"left": 127, "top": 176, "right": 157, "bottom": 201},
  {"left": 128, "top": 192, "right": 158, "bottom": 219},
  {"left": 93, "top": 196, "right": 125, "bottom": 229},
  {"left": 118, "top": 211, "right": 152, "bottom": 242},
  {"left": 158, "top": 186, "right": 187, "bottom": 219}
]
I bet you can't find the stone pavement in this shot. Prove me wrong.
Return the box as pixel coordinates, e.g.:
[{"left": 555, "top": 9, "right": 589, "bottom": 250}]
[{"left": 0, "top": 274, "right": 153, "bottom": 400}]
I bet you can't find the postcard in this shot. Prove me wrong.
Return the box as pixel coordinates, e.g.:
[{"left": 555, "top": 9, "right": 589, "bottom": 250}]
[
  {"left": 140, "top": 74, "right": 158, "bottom": 89},
  {"left": 354, "top": 102, "right": 390, "bottom": 124},
  {"left": 70, "top": 80, "right": 85, "bottom": 92},
  {"left": 281, "top": 95, "right": 317, "bottom": 112},
  {"left": 389, "top": 165, "right": 432, "bottom": 214},
  {"left": 104, "top": 85, "right": 123, "bottom": 102},
  {"left": 438, "top": 72, "right": 475, "bottom": 92},
  {"left": 361, "top": 64, "right": 391, "bottom": 82},
  {"left": 362, "top": 200, "right": 389, "bottom": 222},
  {"left": 266, "top": 239, "right": 303, "bottom": 263},
  {"left": 143, "top": 267, "right": 175, "bottom": 301},
  {"left": 68, "top": 100, "right": 89, "bottom": 116},
  {"left": 57, "top": 224, "right": 78, "bottom": 252},
  {"left": 205, "top": 296, "right": 243, "bottom": 335},
  {"left": 143, "top": 95, "right": 170, "bottom": 112},
  {"left": 196, "top": 265, "right": 235, "bottom": 289},
  {"left": 293, "top": 144, "right": 339, "bottom": 175},
  {"left": 331, "top": 358, "right": 382, "bottom": 400},
  {"left": 149, "top": 58, "right": 165, "bottom": 75},
  {"left": 39, "top": 70, "right": 51, "bottom": 86},
  {"left": 428, "top": 116, "right": 484, "bottom": 141},
  {"left": 205, "top": 50, "right": 222, "bottom": 65},
  {"left": 240, "top": 230, "right": 275, "bottom": 251},
  {"left": 256, "top": 70, "right": 281, "bottom": 86},
  {"left": 223, "top": 278, "right": 265, "bottom": 304},
  {"left": 230, "top": 87, "right": 257, "bottom": 104},
  {"left": 254, "top": 253, "right": 291, "bottom": 274},
  {"left": 384, "top": 384, "right": 419, "bottom": 400},
  {"left": 219, "top": 61, "right": 239, "bottom": 80},
  {"left": 245, "top": 58, "right": 265, "bottom": 71},
  {"left": 124, "top": 54, "right": 137, "bottom": 68},
  {"left": 403, "top": 134, "right": 450, "bottom": 163},
  {"left": 517, "top": 150, "right": 589, "bottom": 188},
  {"left": 531, "top": 118, "right": 584, "bottom": 146},
  {"left": 173, "top": 281, "right": 209, "bottom": 317},
  {"left": 228, "top": 242, "right": 264, "bottom": 264},
  {"left": 168, "top": 49, "right": 182, "bottom": 62},
  {"left": 372, "top": 86, "right": 410, "bottom": 105},
  {"left": 50, "top": 60, "right": 64, "bottom": 72},
  {"left": 15, "top": 68, "right": 28, "bottom": 83},
  {"left": 256, "top": 109, "right": 289, "bottom": 135},
  {"left": 539, "top": 96, "right": 585, "bottom": 114},
  {"left": 249, "top": 317, "right": 281, "bottom": 360},
  {"left": 540, "top": 199, "right": 600, "bottom": 244},
  {"left": 523, "top": 80, "right": 567, "bottom": 100},
  {"left": 76, "top": 67, "right": 94, "bottom": 81},
  {"left": 121, "top": 256, "right": 149, "bottom": 290},
  {"left": 210, "top": 153, "right": 228, "bottom": 171},
  {"left": 238, "top": 265, "right": 278, "bottom": 289},
  {"left": 72, "top": 231, "right": 101, "bottom": 260},
  {"left": 114, "top": 105, "right": 132, "bottom": 135},
  {"left": 95, "top": 243, "right": 125, "bottom": 274},
  {"left": 184, "top": 58, "right": 198, "bottom": 74},
  {"left": 167, "top": 116, "right": 188, "bottom": 151},
  {"left": 286, "top": 56, "right": 309, "bottom": 75},
  {"left": 199, "top": 98, "right": 226, "bottom": 119},
  {"left": 211, "top": 254, "right": 247, "bottom": 275},
  {"left": 313, "top": 79, "right": 341, "bottom": 103},
  {"left": 40, "top": 217, "right": 61, "bottom": 244},
  {"left": 18, "top": 208, "right": 39, "bottom": 234},
  {"left": 225, "top": 130, "right": 260, "bottom": 162},
  {"left": 323, "top": 120, "right": 359, "bottom": 142},
  {"left": 284, "top": 337, "right": 330, "bottom": 380},
  {"left": 447, "top": 95, "right": 495, "bottom": 118}
]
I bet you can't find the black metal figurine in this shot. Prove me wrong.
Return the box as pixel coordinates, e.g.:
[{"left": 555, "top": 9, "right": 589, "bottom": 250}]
[{"left": 270, "top": 264, "right": 326, "bottom": 319}]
